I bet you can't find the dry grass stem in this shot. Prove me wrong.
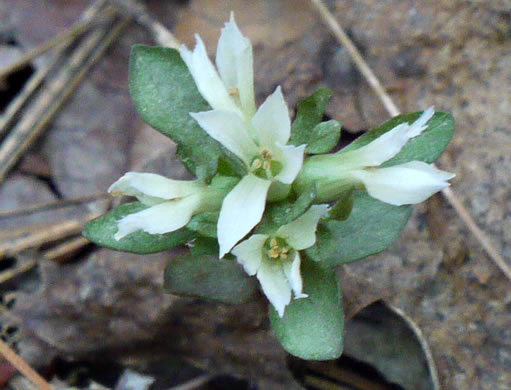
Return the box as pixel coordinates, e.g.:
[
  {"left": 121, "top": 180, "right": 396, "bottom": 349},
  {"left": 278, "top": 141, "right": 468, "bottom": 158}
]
[
  {"left": 0, "top": 338, "right": 53, "bottom": 390},
  {"left": 43, "top": 236, "right": 91, "bottom": 262},
  {"left": 0, "top": 193, "right": 109, "bottom": 219},
  {"left": 0, "top": 214, "right": 99, "bottom": 259},
  {"left": 0, "top": 7, "right": 124, "bottom": 183},
  {"left": 309, "top": 0, "right": 400, "bottom": 117},
  {"left": 0, "top": 258, "right": 38, "bottom": 286},
  {"left": 307, "top": 361, "right": 393, "bottom": 390},
  {"left": 108, "top": 0, "right": 180, "bottom": 48},
  {"left": 0, "top": 0, "right": 109, "bottom": 138},
  {"left": 0, "top": 13, "right": 106, "bottom": 82},
  {"left": 167, "top": 375, "right": 213, "bottom": 390},
  {"left": 309, "top": 0, "right": 510, "bottom": 282}
]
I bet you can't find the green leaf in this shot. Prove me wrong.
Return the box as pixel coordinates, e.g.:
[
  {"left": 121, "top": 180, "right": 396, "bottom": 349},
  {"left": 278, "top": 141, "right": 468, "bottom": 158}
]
[
  {"left": 83, "top": 202, "right": 195, "bottom": 254},
  {"left": 340, "top": 111, "right": 454, "bottom": 165},
  {"left": 187, "top": 212, "right": 219, "bottom": 238},
  {"left": 289, "top": 87, "right": 332, "bottom": 148},
  {"left": 164, "top": 254, "right": 259, "bottom": 304},
  {"left": 305, "top": 120, "right": 341, "bottom": 154},
  {"left": 270, "top": 258, "right": 344, "bottom": 360},
  {"left": 328, "top": 189, "right": 354, "bottom": 221},
  {"left": 306, "top": 191, "right": 412, "bottom": 266},
  {"left": 267, "top": 185, "right": 317, "bottom": 226},
  {"left": 189, "top": 237, "right": 219, "bottom": 256},
  {"left": 129, "top": 45, "right": 245, "bottom": 179}
]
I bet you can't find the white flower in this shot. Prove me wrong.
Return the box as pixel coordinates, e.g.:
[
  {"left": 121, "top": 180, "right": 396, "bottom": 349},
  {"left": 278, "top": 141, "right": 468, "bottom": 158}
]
[
  {"left": 191, "top": 87, "right": 306, "bottom": 257},
  {"left": 180, "top": 13, "right": 256, "bottom": 121},
  {"left": 108, "top": 173, "right": 232, "bottom": 240},
  {"left": 232, "top": 205, "right": 329, "bottom": 317},
  {"left": 296, "top": 108, "right": 455, "bottom": 205}
]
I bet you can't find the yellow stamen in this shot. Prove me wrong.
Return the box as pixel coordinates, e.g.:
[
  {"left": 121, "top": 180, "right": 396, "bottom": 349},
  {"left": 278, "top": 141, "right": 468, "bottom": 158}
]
[
  {"left": 269, "top": 247, "right": 281, "bottom": 259},
  {"left": 262, "top": 149, "right": 273, "bottom": 159},
  {"left": 251, "top": 159, "right": 262, "bottom": 169}
]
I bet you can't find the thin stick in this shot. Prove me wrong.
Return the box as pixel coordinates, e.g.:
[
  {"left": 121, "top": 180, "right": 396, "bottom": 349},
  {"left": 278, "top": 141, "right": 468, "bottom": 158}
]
[
  {"left": 107, "top": 0, "right": 180, "bottom": 48},
  {"left": 0, "top": 15, "right": 103, "bottom": 82},
  {"left": 0, "top": 236, "right": 90, "bottom": 286},
  {"left": 309, "top": 0, "right": 511, "bottom": 281},
  {"left": 0, "top": 193, "right": 109, "bottom": 219},
  {"left": 0, "top": 215, "right": 99, "bottom": 259},
  {"left": 0, "top": 218, "right": 98, "bottom": 240},
  {"left": 0, "top": 338, "right": 53, "bottom": 390},
  {"left": 309, "top": 0, "right": 400, "bottom": 117},
  {"left": 43, "top": 236, "right": 90, "bottom": 262},
  {"left": 0, "top": 0, "right": 109, "bottom": 138},
  {"left": 0, "top": 12, "right": 124, "bottom": 183},
  {"left": 442, "top": 187, "right": 511, "bottom": 280},
  {"left": 0, "top": 259, "right": 38, "bottom": 285},
  {"left": 167, "top": 374, "right": 213, "bottom": 390}
]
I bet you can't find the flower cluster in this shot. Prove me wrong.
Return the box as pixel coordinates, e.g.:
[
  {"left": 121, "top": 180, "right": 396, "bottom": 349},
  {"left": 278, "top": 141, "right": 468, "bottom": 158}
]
[{"left": 106, "top": 15, "right": 454, "bottom": 317}]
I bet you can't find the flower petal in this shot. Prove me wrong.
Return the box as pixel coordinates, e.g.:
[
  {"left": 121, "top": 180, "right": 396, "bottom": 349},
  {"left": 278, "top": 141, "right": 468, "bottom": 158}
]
[
  {"left": 232, "top": 234, "right": 268, "bottom": 276},
  {"left": 180, "top": 35, "right": 240, "bottom": 114},
  {"left": 216, "top": 13, "right": 256, "bottom": 118},
  {"left": 257, "top": 257, "right": 292, "bottom": 317},
  {"left": 273, "top": 143, "right": 306, "bottom": 184},
  {"left": 277, "top": 204, "right": 330, "bottom": 250},
  {"left": 282, "top": 252, "right": 307, "bottom": 299},
  {"left": 350, "top": 161, "right": 455, "bottom": 206},
  {"left": 407, "top": 106, "right": 435, "bottom": 137},
  {"left": 114, "top": 195, "right": 201, "bottom": 240},
  {"left": 109, "top": 172, "right": 203, "bottom": 205},
  {"left": 218, "top": 175, "right": 271, "bottom": 257},
  {"left": 340, "top": 108, "right": 435, "bottom": 168},
  {"left": 191, "top": 110, "right": 259, "bottom": 164},
  {"left": 252, "top": 86, "right": 291, "bottom": 146},
  {"left": 340, "top": 123, "right": 411, "bottom": 168}
]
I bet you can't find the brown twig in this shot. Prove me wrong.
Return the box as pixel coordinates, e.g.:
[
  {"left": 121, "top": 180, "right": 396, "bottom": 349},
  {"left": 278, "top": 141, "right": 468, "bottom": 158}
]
[
  {"left": 0, "top": 258, "right": 38, "bottom": 285},
  {"left": 0, "top": 338, "right": 53, "bottom": 390},
  {"left": 0, "top": 0, "right": 109, "bottom": 138},
  {"left": 0, "top": 215, "right": 99, "bottom": 259},
  {"left": 0, "top": 236, "right": 90, "bottom": 286},
  {"left": 0, "top": 9, "right": 125, "bottom": 183},
  {"left": 0, "top": 14, "right": 106, "bottom": 82},
  {"left": 307, "top": 361, "right": 393, "bottom": 390},
  {"left": 309, "top": 0, "right": 510, "bottom": 282},
  {"left": 43, "top": 236, "right": 91, "bottom": 262},
  {"left": 0, "top": 193, "right": 109, "bottom": 219},
  {"left": 442, "top": 187, "right": 511, "bottom": 280},
  {"left": 107, "top": 0, "right": 180, "bottom": 48},
  {"left": 167, "top": 374, "right": 213, "bottom": 390},
  {"left": 309, "top": 0, "right": 400, "bottom": 117},
  {"left": 0, "top": 224, "right": 51, "bottom": 240}
]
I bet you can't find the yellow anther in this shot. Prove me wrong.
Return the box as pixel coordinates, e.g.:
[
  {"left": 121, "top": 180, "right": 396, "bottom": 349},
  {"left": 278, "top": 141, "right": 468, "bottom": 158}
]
[
  {"left": 229, "top": 87, "right": 239, "bottom": 96},
  {"left": 251, "top": 159, "right": 262, "bottom": 169},
  {"left": 263, "top": 160, "right": 271, "bottom": 170},
  {"left": 269, "top": 247, "right": 281, "bottom": 259},
  {"left": 270, "top": 238, "right": 278, "bottom": 247},
  {"left": 262, "top": 149, "right": 273, "bottom": 159}
]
